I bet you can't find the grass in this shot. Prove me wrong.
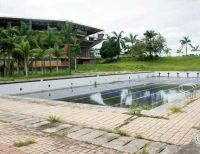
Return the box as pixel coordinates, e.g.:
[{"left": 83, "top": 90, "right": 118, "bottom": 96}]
[
  {"left": 112, "top": 128, "right": 129, "bottom": 136},
  {"left": 0, "top": 119, "right": 10, "bottom": 123},
  {"left": 13, "top": 140, "right": 36, "bottom": 147},
  {"left": 0, "top": 70, "right": 71, "bottom": 82},
  {"left": 128, "top": 105, "right": 142, "bottom": 115},
  {"left": 192, "top": 126, "right": 200, "bottom": 131},
  {"left": 1, "top": 56, "right": 200, "bottom": 82},
  {"left": 78, "top": 56, "right": 200, "bottom": 72},
  {"left": 47, "top": 115, "right": 63, "bottom": 123},
  {"left": 135, "top": 134, "right": 144, "bottom": 139},
  {"left": 138, "top": 148, "right": 149, "bottom": 154},
  {"left": 170, "top": 106, "right": 183, "bottom": 113}
]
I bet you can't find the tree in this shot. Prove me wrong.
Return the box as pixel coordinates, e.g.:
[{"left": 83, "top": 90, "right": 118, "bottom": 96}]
[
  {"left": 0, "top": 24, "right": 18, "bottom": 76},
  {"left": 100, "top": 36, "right": 120, "bottom": 60},
  {"left": 60, "top": 22, "right": 75, "bottom": 74},
  {"left": 42, "top": 26, "right": 59, "bottom": 72},
  {"left": 112, "top": 31, "right": 125, "bottom": 53},
  {"left": 163, "top": 47, "right": 171, "bottom": 56},
  {"left": 143, "top": 30, "right": 158, "bottom": 57},
  {"left": 32, "top": 48, "right": 47, "bottom": 73},
  {"left": 180, "top": 36, "right": 191, "bottom": 56},
  {"left": 14, "top": 40, "right": 32, "bottom": 77},
  {"left": 124, "top": 33, "right": 138, "bottom": 45},
  {"left": 190, "top": 44, "right": 200, "bottom": 56},
  {"left": 123, "top": 33, "right": 138, "bottom": 53},
  {"left": 130, "top": 40, "right": 147, "bottom": 59},
  {"left": 70, "top": 37, "right": 81, "bottom": 71},
  {"left": 144, "top": 30, "right": 158, "bottom": 39},
  {"left": 176, "top": 49, "right": 182, "bottom": 56},
  {"left": 53, "top": 43, "right": 64, "bottom": 72}
]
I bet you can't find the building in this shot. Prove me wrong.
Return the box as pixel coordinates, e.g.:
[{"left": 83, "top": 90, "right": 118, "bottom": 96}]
[{"left": 0, "top": 16, "right": 104, "bottom": 67}]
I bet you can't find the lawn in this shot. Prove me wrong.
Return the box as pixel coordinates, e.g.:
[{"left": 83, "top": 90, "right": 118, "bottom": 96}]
[
  {"left": 77, "top": 56, "right": 200, "bottom": 72},
  {"left": 1, "top": 56, "right": 200, "bottom": 82}
]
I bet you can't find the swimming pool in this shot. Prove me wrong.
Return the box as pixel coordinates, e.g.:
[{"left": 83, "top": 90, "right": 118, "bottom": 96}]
[{"left": 18, "top": 77, "right": 200, "bottom": 109}]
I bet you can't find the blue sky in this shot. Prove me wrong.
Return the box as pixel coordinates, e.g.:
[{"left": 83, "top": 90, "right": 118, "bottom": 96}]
[{"left": 0, "top": 0, "right": 200, "bottom": 54}]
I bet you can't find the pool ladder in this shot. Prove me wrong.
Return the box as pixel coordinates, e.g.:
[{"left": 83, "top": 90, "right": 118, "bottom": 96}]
[{"left": 179, "top": 83, "right": 200, "bottom": 99}]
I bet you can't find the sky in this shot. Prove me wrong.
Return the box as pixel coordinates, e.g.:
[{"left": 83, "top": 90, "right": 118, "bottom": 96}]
[{"left": 0, "top": 0, "right": 200, "bottom": 54}]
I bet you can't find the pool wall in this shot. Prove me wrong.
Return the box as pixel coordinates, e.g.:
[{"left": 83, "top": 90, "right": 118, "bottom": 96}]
[
  {"left": 153, "top": 71, "right": 200, "bottom": 78},
  {"left": 1, "top": 71, "right": 199, "bottom": 96},
  {"left": 0, "top": 72, "right": 153, "bottom": 96}
]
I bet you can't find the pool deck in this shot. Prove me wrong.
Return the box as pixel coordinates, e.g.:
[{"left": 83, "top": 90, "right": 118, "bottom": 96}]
[{"left": 0, "top": 96, "right": 200, "bottom": 153}]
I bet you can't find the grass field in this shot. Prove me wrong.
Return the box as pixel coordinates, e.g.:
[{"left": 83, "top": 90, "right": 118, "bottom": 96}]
[
  {"left": 1, "top": 56, "right": 200, "bottom": 81},
  {"left": 77, "top": 56, "right": 200, "bottom": 72}
]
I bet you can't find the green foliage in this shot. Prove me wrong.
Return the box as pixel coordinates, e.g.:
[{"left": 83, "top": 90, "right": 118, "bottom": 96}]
[
  {"left": 128, "top": 104, "right": 142, "bottom": 115},
  {"left": 135, "top": 134, "right": 144, "bottom": 139},
  {"left": 78, "top": 56, "right": 200, "bottom": 72},
  {"left": 0, "top": 119, "right": 10, "bottom": 123},
  {"left": 0, "top": 21, "right": 80, "bottom": 77},
  {"left": 100, "top": 38, "right": 120, "bottom": 60},
  {"left": 112, "top": 128, "right": 129, "bottom": 136},
  {"left": 14, "top": 140, "right": 36, "bottom": 147},
  {"left": 139, "top": 148, "right": 149, "bottom": 154},
  {"left": 180, "top": 36, "right": 191, "bottom": 56},
  {"left": 192, "top": 126, "right": 200, "bottom": 131},
  {"left": 128, "top": 30, "right": 166, "bottom": 59},
  {"left": 170, "top": 106, "right": 183, "bottom": 113},
  {"left": 47, "top": 115, "right": 63, "bottom": 123}
]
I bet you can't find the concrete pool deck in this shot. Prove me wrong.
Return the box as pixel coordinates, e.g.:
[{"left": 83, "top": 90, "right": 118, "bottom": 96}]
[{"left": 0, "top": 96, "right": 200, "bottom": 147}]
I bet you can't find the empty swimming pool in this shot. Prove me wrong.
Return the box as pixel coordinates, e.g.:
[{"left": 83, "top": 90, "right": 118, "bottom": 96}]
[{"left": 18, "top": 77, "right": 200, "bottom": 109}]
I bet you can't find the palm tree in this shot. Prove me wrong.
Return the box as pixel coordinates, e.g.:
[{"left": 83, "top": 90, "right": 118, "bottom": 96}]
[
  {"left": 32, "top": 48, "right": 47, "bottom": 74},
  {"left": 60, "top": 21, "right": 75, "bottom": 74},
  {"left": 112, "top": 31, "right": 125, "bottom": 50},
  {"left": 53, "top": 43, "right": 63, "bottom": 72},
  {"left": 143, "top": 30, "right": 158, "bottom": 57},
  {"left": 124, "top": 33, "right": 138, "bottom": 45},
  {"left": 42, "top": 26, "right": 59, "bottom": 72},
  {"left": 70, "top": 37, "right": 81, "bottom": 71},
  {"left": 14, "top": 40, "right": 32, "bottom": 77},
  {"left": 180, "top": 36, "right": 191, "bottom": 56},
  {"left": 190, "top": 44, "right": 200, "bottom": 56},
  {"left": 144, "top": 30, "right": 158, "bottom": 39}
]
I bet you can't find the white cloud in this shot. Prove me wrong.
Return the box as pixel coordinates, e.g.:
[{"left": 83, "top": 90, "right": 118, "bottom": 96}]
[{"left": 0, "top": 0, "right": 200, "bottom": 53}]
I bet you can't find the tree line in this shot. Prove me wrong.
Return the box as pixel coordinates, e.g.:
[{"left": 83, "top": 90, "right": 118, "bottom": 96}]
[
  {"left": 100, "top": 31, "right": 200, "bottom": 60},
  {"left": 0, "top": 21, "right": 81, "bottom": 77}
]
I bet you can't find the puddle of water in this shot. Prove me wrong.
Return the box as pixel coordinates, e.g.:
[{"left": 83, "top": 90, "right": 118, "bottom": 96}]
[{"left": 58, "top": 84, "right": 187, "bottom": 108}]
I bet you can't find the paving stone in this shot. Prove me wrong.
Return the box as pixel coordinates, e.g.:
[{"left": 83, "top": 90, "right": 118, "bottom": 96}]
[
  {"left": 6, "top": 116, "right": 27, "bottom": 122},
  {"left": 43, "top": 124, "right": 72, "bottom": 133},
  {"left": 174, "top": 143, "right": 200, "bottom": 154},
  {"left": 67, "top": 128, "right": 94, "bottom": 140},
  {"left": 79, "top": 130, "right": 107, "bottom": 142},
  {"left": 30, "top": 121, "right": 51, "bottom": 128},
  {"left": 90, "top": 133, "right": 120, "bottom": 145},
  {"left": 103, "top": 136, "right": 134, "bottom": 150},
  {"left": 57, "top": 126, "right": 82, "bottom": 135},
  {"left": 159, "top": 145, "right": 179, "bottom": 154},
  {"left": 13, "top": 118, "right": 39, "bottom": 125},
  {"left": 117, "top": 139, "right": 150, "bottom": 153},
  {"left": 144, "top": 142, "right": 167, "bottom": 154}
]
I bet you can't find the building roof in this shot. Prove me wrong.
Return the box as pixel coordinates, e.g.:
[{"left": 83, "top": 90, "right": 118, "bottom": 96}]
[{"left": 0, "top": 16, "right": 103, "bottom": 35}]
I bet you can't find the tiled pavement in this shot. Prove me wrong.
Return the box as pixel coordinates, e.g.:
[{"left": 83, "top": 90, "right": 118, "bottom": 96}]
[
  {"left": 0, "top": 110, "right": 179, "bottom": 153},
  {"left": 0, "top": 96, "right": 200, "bottom": 152},
  {"left": 0, "top": 123, "right": 127, "bottom": 154}
]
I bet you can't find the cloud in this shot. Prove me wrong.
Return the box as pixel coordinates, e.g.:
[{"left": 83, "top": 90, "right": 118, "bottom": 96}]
[{"left": 0, "top": 0, "right": 200, "bottom": 53}]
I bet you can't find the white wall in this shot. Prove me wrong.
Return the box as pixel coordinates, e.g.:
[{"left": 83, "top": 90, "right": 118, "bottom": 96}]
[{"left": 0, "top": 72, "right": 153, "bottom": 96}]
